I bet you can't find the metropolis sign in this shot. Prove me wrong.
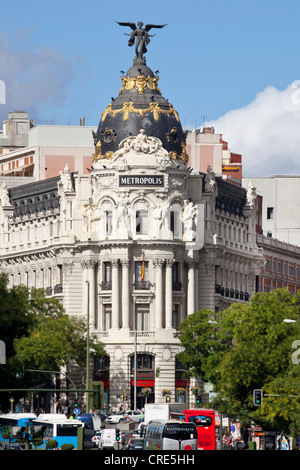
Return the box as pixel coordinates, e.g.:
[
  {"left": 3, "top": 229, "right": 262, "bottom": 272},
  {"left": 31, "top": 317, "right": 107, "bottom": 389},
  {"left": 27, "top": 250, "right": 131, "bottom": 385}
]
[{"left": 119, "top": 175, "right": 164, "bottom": 187}]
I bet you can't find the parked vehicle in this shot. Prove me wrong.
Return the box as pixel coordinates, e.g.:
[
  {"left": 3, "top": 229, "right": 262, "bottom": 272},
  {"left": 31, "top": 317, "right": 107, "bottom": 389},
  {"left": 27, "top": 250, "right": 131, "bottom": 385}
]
[
  {"left": 124, "top": 410, "right": 143, "bottom": 422},
  {"left": 98, "top": 428, "right": 118, "bottom": 450},
  {"left": 105, "top": 413, "right": 127, "bottom": 424}
]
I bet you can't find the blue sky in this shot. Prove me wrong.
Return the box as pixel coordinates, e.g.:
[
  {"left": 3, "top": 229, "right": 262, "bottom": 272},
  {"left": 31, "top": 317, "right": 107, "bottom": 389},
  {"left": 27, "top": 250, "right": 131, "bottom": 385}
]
[{"left": 1, "top": 0, "right": 300, "bottom": 176}]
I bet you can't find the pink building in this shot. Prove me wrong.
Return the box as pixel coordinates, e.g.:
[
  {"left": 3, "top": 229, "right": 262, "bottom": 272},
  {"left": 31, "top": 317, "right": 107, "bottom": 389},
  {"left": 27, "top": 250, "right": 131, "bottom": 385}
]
[
  {"left": 0, "top": 121, "right": 96, "bottom": 181},
  {"left": 186, "top": 127, "right": 242, "bottom": 185}
]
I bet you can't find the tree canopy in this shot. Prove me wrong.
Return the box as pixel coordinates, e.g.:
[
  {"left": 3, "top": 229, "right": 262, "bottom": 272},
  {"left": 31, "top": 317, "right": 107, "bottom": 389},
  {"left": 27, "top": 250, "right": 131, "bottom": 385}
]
[
  {"left": 0, "top": 273, "right": 105, "bottom": 411},
  {"left": 175, "top": 288, "right": 300, "bottom": 434}
]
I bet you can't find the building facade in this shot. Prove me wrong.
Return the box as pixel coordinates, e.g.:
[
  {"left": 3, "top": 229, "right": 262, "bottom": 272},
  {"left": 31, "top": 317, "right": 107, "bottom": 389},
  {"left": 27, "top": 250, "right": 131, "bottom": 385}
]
[{"left": 0, "top": 34, "right": 263, "bottom": 410}]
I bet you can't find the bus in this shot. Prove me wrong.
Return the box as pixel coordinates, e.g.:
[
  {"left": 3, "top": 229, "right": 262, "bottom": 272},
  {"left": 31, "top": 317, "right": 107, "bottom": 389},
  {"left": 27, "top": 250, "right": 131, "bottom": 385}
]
[
  {"left": 32, "top": 414, "right": 83, "bottom": 449},
  {"left": 169, "top": 409, "right": 216, "bottom": 450},
  {"left": 0, "top": 413, "right": 37, "bottom": 447},
  {"left": 143, "top": 419, "right": 198, "bottom": 450}
]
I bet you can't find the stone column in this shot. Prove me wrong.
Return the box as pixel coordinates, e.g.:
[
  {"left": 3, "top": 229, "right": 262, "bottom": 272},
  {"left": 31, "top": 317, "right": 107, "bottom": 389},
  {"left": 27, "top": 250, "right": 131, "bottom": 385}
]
[
  {"left": 121, "top": 259, "right": 130, "bottom": 329},
  {"left": 111, "top": 259, "right": 119, "bottom": 329},
  {"left": 154, "top": 259, "right": 164, "bottom": 329},
  {"left": 187, "top": 261, "right": 196, "bottom": 315},
  {"left": 165, "top": 259, "right": 174, "bottom": 328}
]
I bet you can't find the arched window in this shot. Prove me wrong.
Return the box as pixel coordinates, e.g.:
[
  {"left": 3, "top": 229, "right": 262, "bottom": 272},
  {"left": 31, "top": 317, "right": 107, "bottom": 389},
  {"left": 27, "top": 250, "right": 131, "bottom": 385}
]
[
  {"left": 101, "top": 200, "right": 113, "bottom": 236},
  {"left": 170, "top": 201, "right": 182, "bottom": 239}
]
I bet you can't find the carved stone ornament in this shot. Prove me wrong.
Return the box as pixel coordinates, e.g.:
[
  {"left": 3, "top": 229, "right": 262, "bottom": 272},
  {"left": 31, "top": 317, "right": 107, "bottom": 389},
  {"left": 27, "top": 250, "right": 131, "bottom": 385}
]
[{"left": 112, "top": 129, "right": 170, "bottom": 166}]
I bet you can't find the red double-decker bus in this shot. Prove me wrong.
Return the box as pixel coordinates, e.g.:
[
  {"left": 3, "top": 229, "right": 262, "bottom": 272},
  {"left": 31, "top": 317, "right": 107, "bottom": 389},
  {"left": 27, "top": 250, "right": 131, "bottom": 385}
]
[{"left": 169, "top": 409, "right": 216, "bottom": 450}]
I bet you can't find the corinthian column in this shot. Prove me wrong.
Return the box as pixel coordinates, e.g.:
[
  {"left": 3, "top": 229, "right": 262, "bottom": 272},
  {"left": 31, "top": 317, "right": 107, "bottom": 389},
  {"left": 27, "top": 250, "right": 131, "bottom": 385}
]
[
  {"left": 187, "top": 260, "right": 197, "bottom": 315},
  {"left": 165, "top": 259, "right": 174, "bottom": 328},
  {"left": 121, "top": 259, "right": 130, "bottom": 329},
  {"left": 111, "top": 259, "right": 119, "bottom": 329},
  {"left": 154, "top": 259, "right": 164, "bottom": 329}
]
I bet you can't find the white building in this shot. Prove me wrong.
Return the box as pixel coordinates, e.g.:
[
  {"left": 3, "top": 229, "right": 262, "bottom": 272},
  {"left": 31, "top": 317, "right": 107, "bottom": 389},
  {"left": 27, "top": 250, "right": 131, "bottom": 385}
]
[
  {"left": 243, "top": 175, "right": 300, "bottom": 246},
  {"left": 0, "top": 42, "right": 263, "bottom": 411}
]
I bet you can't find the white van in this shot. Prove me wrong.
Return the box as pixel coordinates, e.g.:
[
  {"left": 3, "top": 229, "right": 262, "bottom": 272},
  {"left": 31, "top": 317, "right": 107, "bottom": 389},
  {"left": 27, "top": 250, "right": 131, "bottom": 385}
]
[{"left": 98, "top": 428, "right": 117, "bottom": 450}]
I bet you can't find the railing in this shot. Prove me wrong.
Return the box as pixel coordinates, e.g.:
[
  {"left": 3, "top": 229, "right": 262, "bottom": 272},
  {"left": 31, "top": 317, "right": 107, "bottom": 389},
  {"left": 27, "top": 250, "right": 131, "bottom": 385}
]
[
  {"left": 53, "top": 284, "right": 63, "bottom": 294},
  {"left": 172, "top": 281, "right": 182, "bottom": 291},
  {"left": 134, "top": 280, "right": 150, "bottom": 290},
  {"left": 215, "top": 284, "right": 249, "bottom": 301},
  {"left": 100, "top": 280, "right": 112, "bottom": 290}
]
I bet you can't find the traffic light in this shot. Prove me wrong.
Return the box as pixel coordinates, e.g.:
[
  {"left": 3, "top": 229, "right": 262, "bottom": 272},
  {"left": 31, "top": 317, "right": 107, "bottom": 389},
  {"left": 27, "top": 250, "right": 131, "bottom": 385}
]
[
  {"left": 116, "top": 428, "right": 121, "bottom": 441},
  {"left": 196, "top": 395, "right": 201, "bottom": 405},
  {"left": 253, "top": 389, "right": 263, "bottom": 406}
]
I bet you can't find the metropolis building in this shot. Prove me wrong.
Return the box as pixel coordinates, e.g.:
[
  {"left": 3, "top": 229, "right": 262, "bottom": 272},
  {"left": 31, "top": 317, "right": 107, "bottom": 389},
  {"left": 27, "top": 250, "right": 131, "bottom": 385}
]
[{"left": 0, "top": 24, "right": 263, "bottom": 410}]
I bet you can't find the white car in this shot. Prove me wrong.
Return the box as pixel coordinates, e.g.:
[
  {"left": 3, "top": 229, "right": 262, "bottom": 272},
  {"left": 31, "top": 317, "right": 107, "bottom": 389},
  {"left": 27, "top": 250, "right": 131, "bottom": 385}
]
[
  {"left": 124, "top": 410, "right": 143, "bottom": 422},
  {"left": 105, "top": 413, "right": 127, "bottom": 424}
]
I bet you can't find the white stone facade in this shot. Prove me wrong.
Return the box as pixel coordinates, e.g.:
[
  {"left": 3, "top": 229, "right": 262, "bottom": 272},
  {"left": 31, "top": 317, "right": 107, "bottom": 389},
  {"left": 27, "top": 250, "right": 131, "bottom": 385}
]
[{"left": 0, "top": 130, "right": 262, "bottom": 410}]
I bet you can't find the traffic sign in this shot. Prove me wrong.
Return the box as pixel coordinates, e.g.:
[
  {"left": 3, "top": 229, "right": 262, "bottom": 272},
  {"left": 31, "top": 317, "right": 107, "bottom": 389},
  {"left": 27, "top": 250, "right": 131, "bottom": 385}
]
[{"left": 74, "top": 407, "right": 81, "bottom": 415}]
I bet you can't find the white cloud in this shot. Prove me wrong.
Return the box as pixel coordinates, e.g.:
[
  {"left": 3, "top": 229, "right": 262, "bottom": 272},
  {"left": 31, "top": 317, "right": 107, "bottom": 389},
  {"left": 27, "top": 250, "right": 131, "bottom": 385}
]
[
  {"left": 206, "top": 82, "right": 300, "bottom": 177},
  {"left": 0, "top": 34, "right": 73, "bottom": 124}
]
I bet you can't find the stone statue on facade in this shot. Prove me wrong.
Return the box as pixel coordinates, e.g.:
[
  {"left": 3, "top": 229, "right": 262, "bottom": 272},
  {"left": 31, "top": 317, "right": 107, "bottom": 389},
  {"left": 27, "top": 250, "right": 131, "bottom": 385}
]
[
  {"left": 116, "top": 21, "right": 166, "bottom": 60},
  {"left": 204, "top": 165, "right": 217, "bottom": 194},
  {"left": 182, "top": 200, "right": 197, "bottom": 241},
  {"left": 116, "top": 193, "right": 129, "bottom": 237},
  {"left": 246, "top": 181, "right": 257, "bottom": 208},
  {"left": 0, "top": 182, "right": 10, "bottom": 206},
  {"left": 59, "top": 163, "right": 73, "bottom": 192}
]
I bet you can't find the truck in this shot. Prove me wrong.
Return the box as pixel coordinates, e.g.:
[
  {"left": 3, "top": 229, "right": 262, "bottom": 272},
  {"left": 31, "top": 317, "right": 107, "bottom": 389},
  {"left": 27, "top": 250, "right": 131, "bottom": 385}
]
[{"left": 144, "top": 403, "right": 184, "bottom": 425}]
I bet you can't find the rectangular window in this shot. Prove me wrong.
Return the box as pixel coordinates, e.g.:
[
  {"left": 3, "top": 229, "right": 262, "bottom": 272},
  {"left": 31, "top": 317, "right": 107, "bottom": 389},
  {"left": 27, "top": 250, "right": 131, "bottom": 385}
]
[
  {"left": 135, "top": 261, "right": 149, "bottom": 289},
  {"left": 172, "top": 304, "right": 180, "bottom": 328},
  {"left": 267, "top": 207, "right": 274, "bottom": 220},
  {"left": 172, "top": 262, "right": 181, "bottom": 290},
  {"left": 104, "top": 304, "right": 112, "bottom": 331},
  {"left": 136, "top": 209, "right": 148, "bottom": 235},
  {"left": 170, "top": 210, "right": 180, "bottom": 238},
  {"left": 101, "top": 262, "right": 112, "bottom": 290},
  {"left": 136, "top": 304, "right": 150, "bottom": 331},
  {"left": 105, "top": 210, "right": 112, "bottom": 236}
]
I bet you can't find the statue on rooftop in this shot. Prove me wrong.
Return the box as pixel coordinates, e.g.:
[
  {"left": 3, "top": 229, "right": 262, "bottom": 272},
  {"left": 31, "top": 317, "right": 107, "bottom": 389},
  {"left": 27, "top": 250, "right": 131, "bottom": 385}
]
[{"left": 116, "top": 21, "right": 166, "bottom": 60}]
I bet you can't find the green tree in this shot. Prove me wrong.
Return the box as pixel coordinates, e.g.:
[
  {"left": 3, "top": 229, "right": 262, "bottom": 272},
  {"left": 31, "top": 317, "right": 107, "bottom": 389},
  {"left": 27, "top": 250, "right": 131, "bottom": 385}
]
[
  {"left": 175, "top": 289, "right": 300, "bottom": 432},
  {"left": 0, "top": 273, "right": 105, "bottom": 410},
  {"left": 14, "top": 307, "right": 105, "bottom": 370}
]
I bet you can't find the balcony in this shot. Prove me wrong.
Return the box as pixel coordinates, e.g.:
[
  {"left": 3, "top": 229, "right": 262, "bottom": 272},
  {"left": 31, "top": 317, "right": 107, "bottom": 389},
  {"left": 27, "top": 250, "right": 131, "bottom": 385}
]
[
  {"left": 45, "top": 286, "right": 52, "bottom": 296},
  {"left": 134, "top": 280, "right": 150, "bottom": 290},
  {"left": 53, "top": 284, "right": 63, "bottom": 294},
  {"left": 100, "top": 280, "right": 112, "bottom": 290},
  {"left": 172, "top": 281, "right": 182, "bottom": 291},
  {"left": 215, "top": 285, "right": 250, "bottom": 302}
]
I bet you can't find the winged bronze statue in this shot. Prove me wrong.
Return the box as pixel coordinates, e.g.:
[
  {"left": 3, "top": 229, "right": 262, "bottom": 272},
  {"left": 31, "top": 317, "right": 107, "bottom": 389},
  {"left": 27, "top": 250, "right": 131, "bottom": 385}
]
[{"left": 116, "top": 21, "right": 167, "bottom": 59}]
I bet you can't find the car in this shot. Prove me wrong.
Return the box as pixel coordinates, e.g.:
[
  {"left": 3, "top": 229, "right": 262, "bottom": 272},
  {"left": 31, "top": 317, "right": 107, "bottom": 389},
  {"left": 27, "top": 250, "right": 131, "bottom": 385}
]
[
  {"left": 105, "top": 413, "right": 127, "bottom": 424},
  {"left": 124, "top": 410, "right": 143, "bottom": 422},
  {"left": 126, "top": 437, "right": 144, "bottom": 450}
]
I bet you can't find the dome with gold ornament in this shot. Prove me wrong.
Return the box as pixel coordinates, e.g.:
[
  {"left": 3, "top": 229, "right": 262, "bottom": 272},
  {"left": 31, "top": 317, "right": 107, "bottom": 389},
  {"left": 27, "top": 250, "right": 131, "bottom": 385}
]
[{"left": 92, "top": 21, "right": 188, "bottom": 165}]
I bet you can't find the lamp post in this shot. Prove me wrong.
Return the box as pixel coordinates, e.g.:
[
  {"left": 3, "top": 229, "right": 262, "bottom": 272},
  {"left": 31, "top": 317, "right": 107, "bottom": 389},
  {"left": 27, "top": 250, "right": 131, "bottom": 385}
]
[{"left": 86, "top": 280, "right": 90, "bottom": 413}]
